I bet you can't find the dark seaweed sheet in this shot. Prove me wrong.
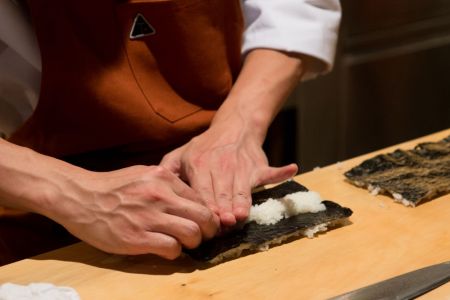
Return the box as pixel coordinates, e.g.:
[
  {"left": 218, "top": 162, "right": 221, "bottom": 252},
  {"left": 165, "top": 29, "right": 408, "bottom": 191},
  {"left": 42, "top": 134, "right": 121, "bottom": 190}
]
[
  {"left": 186, "top": 181, "right": 353, "bottom": 262},
  {"left": 345, "top": 135, "right": 450, "bottom": 205},
  {"left": 251, "top": 180, "right": 309, "bottom": 205}
]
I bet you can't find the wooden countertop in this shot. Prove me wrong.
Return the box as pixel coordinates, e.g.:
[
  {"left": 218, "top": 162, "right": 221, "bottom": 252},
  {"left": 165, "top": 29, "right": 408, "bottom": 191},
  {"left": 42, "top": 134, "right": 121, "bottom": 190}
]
[{"left": 0, "top": 129, "right": 449, "bottom": 299}]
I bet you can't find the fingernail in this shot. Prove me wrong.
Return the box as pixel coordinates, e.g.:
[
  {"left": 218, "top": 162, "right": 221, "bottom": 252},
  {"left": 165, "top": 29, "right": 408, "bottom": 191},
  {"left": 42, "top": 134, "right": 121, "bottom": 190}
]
[
  {"left": 220, "top": 212, "right": 236, "bottom": 227},
  {"left": 233, "top": 207, "right": 249, "bottom": 221}
]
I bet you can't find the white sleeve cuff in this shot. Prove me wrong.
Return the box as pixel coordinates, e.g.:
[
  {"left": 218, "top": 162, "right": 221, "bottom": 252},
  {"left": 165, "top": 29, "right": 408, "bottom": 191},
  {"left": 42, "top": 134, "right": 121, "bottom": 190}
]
[
  {"left": 241, "top": 0, "right": 341, "bottom": 79},
  {"left": 0, "top": 1, "right": 41, "bottom": 71}
]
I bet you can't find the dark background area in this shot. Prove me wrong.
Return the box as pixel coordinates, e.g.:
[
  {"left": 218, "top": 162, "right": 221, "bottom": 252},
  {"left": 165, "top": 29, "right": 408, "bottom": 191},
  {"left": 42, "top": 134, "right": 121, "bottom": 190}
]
[{"left": 264, "top": 0, "right": 450, "bottom": 172}]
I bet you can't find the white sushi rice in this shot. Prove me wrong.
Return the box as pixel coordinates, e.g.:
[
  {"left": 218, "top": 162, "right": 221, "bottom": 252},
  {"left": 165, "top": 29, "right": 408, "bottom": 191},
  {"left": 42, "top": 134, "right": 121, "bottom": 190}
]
[
  {"left": 248, "top": 191, "right": 326, "bottom": 225},
  {"left": 303, "top": 223, "right": 329, "bottom": 238},
  {"left": 348, "top": 180, "right": 416, "bottom": 207},
  {"left": 368, "top": 184, "right": 381, "bottom": 196},
  {"left": 248, "top": 199, "right": 286, "bottom": 225},
  {"left": 392, "top": 192, "right": 415, "bottom": 207}
]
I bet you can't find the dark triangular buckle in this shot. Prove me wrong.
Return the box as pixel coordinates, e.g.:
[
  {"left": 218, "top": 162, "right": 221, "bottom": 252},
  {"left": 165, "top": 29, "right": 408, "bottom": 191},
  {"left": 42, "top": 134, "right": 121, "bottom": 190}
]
[{"left": 130, "top": 13, "right": 156, "bottom": 39}]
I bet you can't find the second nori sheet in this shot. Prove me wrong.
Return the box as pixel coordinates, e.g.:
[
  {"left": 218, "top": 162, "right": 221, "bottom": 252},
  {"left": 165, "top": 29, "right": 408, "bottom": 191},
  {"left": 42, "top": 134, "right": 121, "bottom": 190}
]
[{"left": 345, "top": 135, "right": 450, "bottom": 206}]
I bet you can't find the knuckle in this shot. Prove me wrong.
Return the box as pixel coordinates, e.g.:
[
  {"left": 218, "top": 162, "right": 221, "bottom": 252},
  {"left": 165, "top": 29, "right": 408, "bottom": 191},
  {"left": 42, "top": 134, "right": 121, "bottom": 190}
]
[
  {"left": 195, "top": 187, "right": 213, "bottom": 203},
  {"left": 208, "top": 204, "right": 220, "bottom": 215},
  {"left": 216, "top": 192, "right": 231, "bottom": 202},
  {"left": 164, "top": 240, "right": 182, "bottom": 260},
  {"left": 182, "top": 223, "right": 202, "bottom": 249},
  {"left": 185, "top": 222, "right": 202, "bottom": 239},
  {"left": 198, "top": 207, "right": 215, "bottom": 225},
  {"left": 198, "top": 208, "right": 218, "bottom": 238},
  {"left": 146, "top": 188, "right": 165, "bottom": 202},
  {"left": 150, "top": 165, "right": 170, "bottom": 178},
  {"left": 235, "top": 191, "right": 250, "bottom": 201}
]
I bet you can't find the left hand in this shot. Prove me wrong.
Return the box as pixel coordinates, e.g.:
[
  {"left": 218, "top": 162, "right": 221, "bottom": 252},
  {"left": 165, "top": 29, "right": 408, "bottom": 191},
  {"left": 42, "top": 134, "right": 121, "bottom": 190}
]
[{"left": 161, "top": 115, "right": 297, "bottom": 227}]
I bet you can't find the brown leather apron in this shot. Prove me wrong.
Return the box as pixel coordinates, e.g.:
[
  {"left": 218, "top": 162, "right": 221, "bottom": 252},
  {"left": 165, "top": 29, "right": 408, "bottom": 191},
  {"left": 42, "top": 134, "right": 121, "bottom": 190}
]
[
  {"left": 11, "top": 0, "right": 243, "bottom": 169},
  {"left": 1, "top": 0, "right": 243, "bottom": 265}
]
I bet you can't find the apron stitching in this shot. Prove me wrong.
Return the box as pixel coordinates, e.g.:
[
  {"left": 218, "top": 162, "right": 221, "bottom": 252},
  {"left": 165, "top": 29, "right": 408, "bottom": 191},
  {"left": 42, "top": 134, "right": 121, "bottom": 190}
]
[
  {"left": 122, "top": 45, "right": 204, "bottom": 123},
  {"left": 111, "top": 4, "right": 159, "bottom": 118}
]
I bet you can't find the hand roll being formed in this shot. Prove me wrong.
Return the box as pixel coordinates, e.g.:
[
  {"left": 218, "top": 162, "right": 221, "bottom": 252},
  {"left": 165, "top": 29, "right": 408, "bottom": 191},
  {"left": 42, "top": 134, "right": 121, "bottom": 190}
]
[{"left": 185, "top": 180, "right": 353, "bottom": 264}]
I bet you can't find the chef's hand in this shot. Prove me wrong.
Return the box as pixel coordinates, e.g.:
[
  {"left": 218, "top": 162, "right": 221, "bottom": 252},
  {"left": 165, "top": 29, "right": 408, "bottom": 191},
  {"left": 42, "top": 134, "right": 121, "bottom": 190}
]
[
  {"left": 0, "top": 139, "right": 219, "bottom": 260},
  {"left": 48, "top": 165, "right": 219, "bottom": 259},
  {"left": 161, "top": 119, "right": 297, "bottom": 226},
  {"left": 161, "top": 49, "right": 307, "bottom": 226}
]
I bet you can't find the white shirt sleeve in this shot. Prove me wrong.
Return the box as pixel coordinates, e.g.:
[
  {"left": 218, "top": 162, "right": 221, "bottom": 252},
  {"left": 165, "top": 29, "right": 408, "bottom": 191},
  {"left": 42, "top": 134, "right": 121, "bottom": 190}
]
[
  {"left": 0, "top": 0, "right": 41, "bottom": 71},
  {"left": 0, "top": 0, "right": 40, "bottom": 137},
  {"left": 241, "top": 0, "right": 341, "bottom": 79}
]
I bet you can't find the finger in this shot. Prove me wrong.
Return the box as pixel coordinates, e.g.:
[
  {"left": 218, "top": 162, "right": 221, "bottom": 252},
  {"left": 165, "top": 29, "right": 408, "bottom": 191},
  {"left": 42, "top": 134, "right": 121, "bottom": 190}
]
[
  {"left": 151, "top": 166, "right": 200, "bottom": 203},
  {"left": 189, "top": 167, "right": 219, "bottom": 214},
  {"left": 231, "top": 171, "right": 252, "bottom": 222},
  {"left": 255, "top": 163, "right": 298, "bottom": 186},
  {"left": 160, "top": 146, "right": 186, "bottom": 175},
  {"left": 165, "top": 196, "right": 219, "bottom": 239},
  {"left": 150, "top": 214, "right": 203, "bottom": 249},
  {"left": 136, "top": 232, "right": 182, "bottom": 260},
  {"left": 146, "top": 167, "right": 215, "bottom": 232},
  {"left": 211, "top": 167, "right": 237, "bottom": 227},
  {"left": 160, "top": 156, "right": 180, "bottom": 175},
  {"left": 168, "top": 176, "right": 199, "bottom": 203}
]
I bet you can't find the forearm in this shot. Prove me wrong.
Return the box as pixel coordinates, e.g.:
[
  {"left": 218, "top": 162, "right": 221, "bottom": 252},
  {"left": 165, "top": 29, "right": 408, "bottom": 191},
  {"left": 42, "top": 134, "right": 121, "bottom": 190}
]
[
  {"left": 0, "top": 138, "right": 86, "bottom": 217},
  {"left": 211, "top": 49, "right": 308, "bottom": 141},
  {"left": 0, "top": 139, "right": 219, "bottom": 257}
]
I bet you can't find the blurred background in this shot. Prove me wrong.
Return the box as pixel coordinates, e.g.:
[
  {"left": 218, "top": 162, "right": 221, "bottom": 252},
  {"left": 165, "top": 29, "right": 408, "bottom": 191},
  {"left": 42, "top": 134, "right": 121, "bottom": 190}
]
[{"left": 264, "top": 0, "right": 450, "bottom": 172}]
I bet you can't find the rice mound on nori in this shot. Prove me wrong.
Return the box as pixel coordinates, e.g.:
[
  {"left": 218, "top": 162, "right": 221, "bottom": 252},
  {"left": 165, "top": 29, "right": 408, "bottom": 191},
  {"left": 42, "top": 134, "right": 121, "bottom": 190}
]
[
  {"left": 185, "top": 181, "right": 353, "bottom": 263},
  {"left": 345, "top": 135, "right": 450, "bottom": 206}
]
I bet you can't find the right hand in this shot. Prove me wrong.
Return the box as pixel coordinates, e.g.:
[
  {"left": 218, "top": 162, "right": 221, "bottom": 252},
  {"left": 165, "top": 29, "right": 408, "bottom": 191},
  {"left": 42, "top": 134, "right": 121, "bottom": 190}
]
[{"left": 45, "top": 165, "right": 219, "bottom": 259}]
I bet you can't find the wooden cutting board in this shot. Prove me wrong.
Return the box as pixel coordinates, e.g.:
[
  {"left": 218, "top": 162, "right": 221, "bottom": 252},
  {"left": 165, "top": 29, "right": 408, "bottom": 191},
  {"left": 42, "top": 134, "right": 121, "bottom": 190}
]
[{"left": 0, "top": 129, "right": 449, "bottom": 300}]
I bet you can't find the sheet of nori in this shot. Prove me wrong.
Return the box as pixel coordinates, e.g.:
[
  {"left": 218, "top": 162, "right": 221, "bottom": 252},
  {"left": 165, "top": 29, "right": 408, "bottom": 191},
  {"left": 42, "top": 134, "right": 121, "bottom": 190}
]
[
  {"left": 185, "top": 181, "right": 353, "bottom": 262},
  {"left": 345, "top": 135, "right": 450, "bottom": 205}
]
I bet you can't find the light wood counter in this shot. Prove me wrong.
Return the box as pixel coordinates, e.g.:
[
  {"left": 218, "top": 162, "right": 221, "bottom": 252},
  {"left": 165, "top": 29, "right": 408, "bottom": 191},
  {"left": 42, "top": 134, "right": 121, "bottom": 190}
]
[{"left": 0, "top": 129, "right": 449, "bottom": 299}]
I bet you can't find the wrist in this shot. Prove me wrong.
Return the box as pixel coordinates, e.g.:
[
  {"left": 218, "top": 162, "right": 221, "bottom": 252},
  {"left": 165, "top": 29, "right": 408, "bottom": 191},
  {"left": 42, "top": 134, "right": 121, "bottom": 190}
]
[
  {"left": 210, "top": 103, "right": 269, "bottom": 145},
  {"left": 0, "top": 140, "right": 90, "bottom": 220},
  {"left": 210, "top": 49, "right": 306, "bottom": 143},
  {"left": 30, "top": 153, "right": 93, "bottom": 222}
]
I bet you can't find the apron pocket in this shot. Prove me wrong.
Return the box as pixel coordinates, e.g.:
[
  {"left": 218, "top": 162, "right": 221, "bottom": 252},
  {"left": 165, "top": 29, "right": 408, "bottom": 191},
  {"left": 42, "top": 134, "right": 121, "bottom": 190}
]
[{"left": 115, "top": 0, "right": 237, "bottom": 123}]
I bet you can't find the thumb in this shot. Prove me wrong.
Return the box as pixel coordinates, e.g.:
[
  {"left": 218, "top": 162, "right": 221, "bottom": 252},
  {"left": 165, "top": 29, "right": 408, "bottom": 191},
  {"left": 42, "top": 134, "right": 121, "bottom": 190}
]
[
  {"left": 255, "top": 163, "right": 298, "bottom": 187},
  {"left": 160, "top": 150, "right": 183, "bottom": 175}
]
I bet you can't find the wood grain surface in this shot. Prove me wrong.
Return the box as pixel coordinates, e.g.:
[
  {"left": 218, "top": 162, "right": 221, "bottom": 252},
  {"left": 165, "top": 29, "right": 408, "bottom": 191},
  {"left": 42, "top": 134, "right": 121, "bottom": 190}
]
[{"left": 0, "top": 129, "right": 449, "bottom": 300}]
